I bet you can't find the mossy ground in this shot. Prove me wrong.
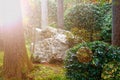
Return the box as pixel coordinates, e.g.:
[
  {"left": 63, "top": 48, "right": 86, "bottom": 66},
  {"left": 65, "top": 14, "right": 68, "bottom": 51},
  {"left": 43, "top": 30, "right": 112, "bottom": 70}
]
[
  {"left": 0, "top": 50, "right": 67, "bottom": 80},
  {"left": 29, "top": 64, "right": 67, "bottom": 80}
]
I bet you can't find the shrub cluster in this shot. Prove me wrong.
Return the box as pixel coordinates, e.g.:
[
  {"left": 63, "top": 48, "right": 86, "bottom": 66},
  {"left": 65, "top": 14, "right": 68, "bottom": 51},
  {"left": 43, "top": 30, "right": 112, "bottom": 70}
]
[
  {"left": 64, "top": 3, "right": 112, "bottom": 43},
  {"left": 66, "top": 28, "right": 90, "bottom": 47},
  {"left": 99, "top": 10, "right": 112, "bottom": 43},
  {"left": 65, "top": 41, "right": 120, "bottom": 80},
  {"left": 64, "top": 3, "right": 111, "bottom": 30},
  {"left": 64, "top": 3, "right": 96, "bottom": 30}
]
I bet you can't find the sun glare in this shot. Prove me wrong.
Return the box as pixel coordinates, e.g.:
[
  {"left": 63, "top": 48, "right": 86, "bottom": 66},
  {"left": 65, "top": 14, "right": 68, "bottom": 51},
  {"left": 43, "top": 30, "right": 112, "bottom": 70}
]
[{"left": 0, "top": 0, "right": 22, "bottom": 26}]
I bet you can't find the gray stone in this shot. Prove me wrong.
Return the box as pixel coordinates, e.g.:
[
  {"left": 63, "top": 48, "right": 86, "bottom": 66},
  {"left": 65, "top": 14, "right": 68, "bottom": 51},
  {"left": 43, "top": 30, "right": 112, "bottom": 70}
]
[{"left": 31, "top": 27, "right": 72, "bottom": 63}]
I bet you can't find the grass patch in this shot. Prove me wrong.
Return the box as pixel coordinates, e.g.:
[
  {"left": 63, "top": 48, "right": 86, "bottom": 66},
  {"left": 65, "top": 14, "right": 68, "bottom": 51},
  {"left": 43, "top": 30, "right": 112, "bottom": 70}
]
[{"left": 29, "top": 64, "right": 68, "bottom": 80}]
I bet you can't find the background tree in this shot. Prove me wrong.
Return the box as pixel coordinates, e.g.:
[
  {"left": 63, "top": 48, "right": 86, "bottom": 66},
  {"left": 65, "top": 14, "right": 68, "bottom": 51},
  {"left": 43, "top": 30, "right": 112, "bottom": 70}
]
[
  {"left": 2, "top": 0, "right": 32, "bottom": 79},
  {"left": 41, "top": 0, "right": 48, "bottom": 29},
  {"left": 57, "top": 0, "right": 64, "bottom": 29},
  {"left": 112, "top": 0, "right": 120, "bottom": 46}
]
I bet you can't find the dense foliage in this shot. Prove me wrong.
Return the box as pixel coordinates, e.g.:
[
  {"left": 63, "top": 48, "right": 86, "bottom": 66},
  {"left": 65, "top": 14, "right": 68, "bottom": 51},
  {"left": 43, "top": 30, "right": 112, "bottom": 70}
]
[
  {"left": 65, "top": 3, "right": 99, "bottom": 43},
  {"left": 65, "top": 41, "right": 120, "bottom": 80},
  {"left": 93, "top": 3, "right": 112, "bottom": 30},
  {"left": 100, "top": 10, "right": 112, "bottom": 43},
  {"left": 66, "top": 28, "right": 90, "bottom": 47},
  {"left": 64, "top": 3, "right": 111, "bottom": 30},
  {"left": 65, "top": 3, "right": 112, "bottom": 43},
  {"left": 64, "top": 3, "right": 96, "bottom": 30}
]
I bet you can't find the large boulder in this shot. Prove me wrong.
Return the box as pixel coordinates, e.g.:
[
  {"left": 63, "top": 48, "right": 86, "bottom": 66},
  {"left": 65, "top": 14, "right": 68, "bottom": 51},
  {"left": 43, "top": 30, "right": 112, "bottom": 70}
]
[{"left": 31, "top": 27, "right": 71, "bottom": 63}]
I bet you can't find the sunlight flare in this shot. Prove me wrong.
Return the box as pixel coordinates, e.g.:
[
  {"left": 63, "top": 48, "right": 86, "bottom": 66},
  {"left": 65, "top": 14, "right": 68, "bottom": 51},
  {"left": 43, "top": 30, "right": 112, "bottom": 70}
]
[{"left": 0, "top": 0, "right": 22, "bottom": 26}]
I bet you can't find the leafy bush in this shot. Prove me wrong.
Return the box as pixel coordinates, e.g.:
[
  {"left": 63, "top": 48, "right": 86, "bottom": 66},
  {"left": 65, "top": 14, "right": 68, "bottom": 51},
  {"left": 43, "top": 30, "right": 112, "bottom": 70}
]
[
  {"left": 64, "top": 3, "right": 96, "bottom": 30},
  {"left": 66, "top": 27, "right": 101, "bottom": 47},
  {"left": 64, "top": 3, "right": 111, "bottom": 30},
  {"left": 93, "top": 3, "right": 112, "bottom": 30},
  {"left": 64, "top": 3, "right": 111, "bottom": 42},
  {"left": 65, "top": 41, "right": 120, "bottom": 80},
  {"left": 93, "top": 3, "right": 112, "bottom": 43},
  {"left": 66, "top": 28, "right": 90, "bottom": 47},
  {"left": 100, "top": 10, "right": 112, "bottom": 43}
]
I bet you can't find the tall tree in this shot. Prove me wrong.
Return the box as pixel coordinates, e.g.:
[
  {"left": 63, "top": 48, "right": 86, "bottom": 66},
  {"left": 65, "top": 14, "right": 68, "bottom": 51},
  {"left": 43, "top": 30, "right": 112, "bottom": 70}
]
[
  {"left": 0, "top": 26, "right": 3, "bottom": 51},
  {"left": 1, "top": 0, "right": 32, "bottom": 80},
  {"left": 41, "top": 0, "right": 48, "bottom": 29},
  {"left": 57, "top": 0, "right": 64, "bottom": 29},
  {"left": 112, "top": 0, "right": 120, "bottom": 46}
]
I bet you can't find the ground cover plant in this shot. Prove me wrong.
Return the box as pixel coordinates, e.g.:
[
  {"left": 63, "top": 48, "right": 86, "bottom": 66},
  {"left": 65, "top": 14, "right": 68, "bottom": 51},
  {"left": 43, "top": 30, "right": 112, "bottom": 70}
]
[{"left": 0, "top": 50, "right": 67, "bottom": 80}]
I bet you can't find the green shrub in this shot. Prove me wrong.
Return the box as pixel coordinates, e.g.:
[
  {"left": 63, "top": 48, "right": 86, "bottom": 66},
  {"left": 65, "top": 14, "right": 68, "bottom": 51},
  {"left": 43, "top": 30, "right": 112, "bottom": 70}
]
[
  {"left": 92, "top": 3, "right": 112, "bottom": 43},
  {"left": 64, "top": 3, "right": 111, "bottom": 30},
  {"left": 100, "top": 10, "right": 112, "bottom": 43},
  {"left": 65, "top": 3, "right": 99, "bottom": 42},
  {"left": 64, "top": 3, "right": 111, "bottom": 42},
  {"left": 66, "top": 28, "right": 90, "bottom": 47},
  {"left": 65, "top": 41, "right": 120, "bottom": 80},
  {"left": 93, "top": 3, "right": 112, "bottom": 30},
  {"left": 64, "top": 3, "right": 96, "bottom": 30}
]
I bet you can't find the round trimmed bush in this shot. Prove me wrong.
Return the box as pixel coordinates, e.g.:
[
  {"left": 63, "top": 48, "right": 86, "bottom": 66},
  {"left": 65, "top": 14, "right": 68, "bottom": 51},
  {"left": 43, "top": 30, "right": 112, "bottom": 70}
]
[
  {"left": 64, "top": 3, "right": 96, "bottom": 30},
  {"left": 64, "top": 3, "right": 111, "bottom": 30},
  {"left": 65, "top": 41, "right": 120, "bottom": 80}
]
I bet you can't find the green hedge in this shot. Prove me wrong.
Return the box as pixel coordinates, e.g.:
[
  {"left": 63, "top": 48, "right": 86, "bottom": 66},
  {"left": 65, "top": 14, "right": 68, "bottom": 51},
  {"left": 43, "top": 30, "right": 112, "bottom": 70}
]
[{"left": 65, "top": 41, "right": 120, "bottom": 80}]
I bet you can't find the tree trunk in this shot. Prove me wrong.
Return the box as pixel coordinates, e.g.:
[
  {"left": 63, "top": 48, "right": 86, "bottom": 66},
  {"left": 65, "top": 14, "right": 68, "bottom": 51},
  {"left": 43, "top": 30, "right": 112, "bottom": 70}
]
[
  {"left": 2, "top": 0, "right": 32, "bottom": 80},
  {"left": 112, "top": 0, "right": 120, "bottom": 46},
  {"left": 41, "top": 0, "right": 48, "bottom": 30},
  {"left": 0, "top": 26, "right": 3, "bottom": 51},
  {"left": 57, "top": 0, "right": 64, "bottom": 29}
]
